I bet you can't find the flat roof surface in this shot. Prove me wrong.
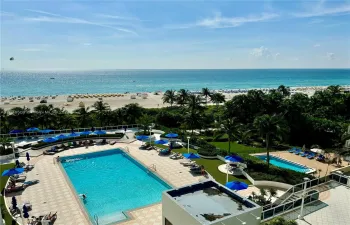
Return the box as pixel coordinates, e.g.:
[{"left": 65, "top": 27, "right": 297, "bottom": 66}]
[{"left": 167, "top": 181, "right": 258, "bottom": 224}]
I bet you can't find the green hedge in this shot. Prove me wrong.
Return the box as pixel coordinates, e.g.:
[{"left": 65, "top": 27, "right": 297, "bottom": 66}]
[
  {"left": 0, "top": 147, "right": 13, "bottom": 156},
  {"left": 135, "top": 131, "right": 154, "bottom": 136},
  {"left": 31, "top": 133, "right": 124, "bottom": 149}
]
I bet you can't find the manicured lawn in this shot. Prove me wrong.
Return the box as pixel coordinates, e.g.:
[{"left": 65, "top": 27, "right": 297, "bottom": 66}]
[
  {"left": 0, "top": 163, "right": 15, "bottom": 225},
  {"left": 162, "top": 146, "right": 251, "bottom": 185},
  {"left": 211, "top": 141, "right": 267, "bottom": 155}
]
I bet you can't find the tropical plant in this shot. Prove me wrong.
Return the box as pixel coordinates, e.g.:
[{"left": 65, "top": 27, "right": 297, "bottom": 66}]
[
  {"left": 73, "top": 106, "right": 90, "bottom": 127},
  {"left": 176, "top": 89, "right": 189, "bottom": 106},
  {"left": 254, "top": 114, "right": 289, "bottom": 169},
  {"left": 92, "top": 101, "right": 110, "bottom": 126},
  {"left": 201, "top": 87, "right": 211, "bottom": 104},
  {"left": 277, "top": 85, "right": 291, "bottom": 98},
  {"left": 266, "top": 217, "right": 298, "bottom": 225},
  {"left": 121, "top": 103, "right": 143, "bottom": 124},
  {"left": 210, "top": 92, "right": 226, "bottom": 107},
  {"left": 221, "top": 117, "right": 241, "bottom": 154},
  {"left": 162, "top": 89, "right": 176, "bottom": 106},
  {"left": 0, "top": 137, "right": 13, "bottom": 155},
  {"left": 33, "top": 104, "right": 55, "bottom": 128},
  {"left": 9, "top": 106, "right": 31, "bottom": 129},
  {"left": 137, "top": 114, "right": 153, "bottom": 134}
]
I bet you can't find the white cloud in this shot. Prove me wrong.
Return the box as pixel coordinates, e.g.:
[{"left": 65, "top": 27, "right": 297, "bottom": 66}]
[
  {"left": 274, "top": 53, "right": 280, "bottom": 59},
  {"left": 314, "top": 44, "right": 320, "bottom": 47},
  {"left": 309, "top": 19, "right": 324, "bottom": 24},
  {"left": 24, "top": 9, "right": 137, "bottom": 35},
  {"left": 19, "top": 48, "right": 43, "bottom": 52},
  {"left": 167, "top": 12, "right": 278, "bottom": 29},
  {"left": 82, "top": 43, "right": 92, "bottom": 46},
  {"left": 250, "top": 46, "right": 271, "bottom": 58},
  {"left": 326, "top": 52, "right": 335, "bottom": 60},
  {"left": 292, "top": 4, "right": 350, "bottom": 18},
  {"left": 95, "top": 14, "right": 144, "bottom": 21}
]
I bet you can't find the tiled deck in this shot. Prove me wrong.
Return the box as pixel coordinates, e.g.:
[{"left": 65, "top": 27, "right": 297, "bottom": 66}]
[{"left": 6, "top": 142, "right": 204, "bottom": 225}]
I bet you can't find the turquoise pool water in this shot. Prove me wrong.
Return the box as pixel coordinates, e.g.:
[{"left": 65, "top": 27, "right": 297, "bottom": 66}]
[
  {"left": 61, "top": 149, "right": 171, "bottom": 225},
  {"left": 255, "top": 155, "right": 313, "bottom": 173}
]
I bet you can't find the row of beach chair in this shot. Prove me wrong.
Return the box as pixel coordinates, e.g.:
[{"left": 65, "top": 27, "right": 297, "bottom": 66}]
[{"left": 288, "top": 147, "right": 325, "bottom": 161}]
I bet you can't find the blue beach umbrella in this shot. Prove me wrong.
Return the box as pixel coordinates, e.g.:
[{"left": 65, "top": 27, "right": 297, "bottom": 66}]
[
  {"left": 40, "top": 129, "right": 54, "bottom": 134},
  {"left": 2, "top": 168, "right": 25, "bottom": 176},
  {"left": 27, "top": 127, "right": 40, "bottom": 132},
  {"left": 136, "top": 135, "right": 149, "bottom": 141},
  {"left": 12, "top": 196, "right": 17, "bottom": 210},
  {"left": 154, "top": 139, "right": 169, "bottom": 145},
  {"left": 80, "top": 131, "right": 92, "bottom": 136},
  {"left": 93, "top": 130, "right": 106, "bottom": 136},
  {"left": 165, "top": 133, "right": 178, "bottom": 138},
  {"left": 225, "top": 181, "right": 248, "bottom": 191},
  {"left": 183, "top": 153, "right": 200, "bottom": 159},
  {"left": 225, "top": 155, "right": 244, "bottom": 163},
  {"left": 56, "top": 134, "right": 68, "bottom": 140},
  {"left": 23, "top": 205, "right": 29, "bottom": 218},
  {"left": 9, "top": 129, "right": 23, "bottom": 134},
  {"left": 68, "top": 132, "right": 80, "bottom": 138},
  {"left": 43, "top": 137, "right": 58, "bottom": 143}
]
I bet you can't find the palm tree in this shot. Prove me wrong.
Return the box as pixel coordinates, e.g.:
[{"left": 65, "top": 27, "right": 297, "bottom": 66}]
[
  {"left": 187, "top": 94, "right": 205, "bottom": 114},
  {"left": 9, "top": 106, "right": 31, "bottom": 129},
  {"left": 0, "top": 108, "right": 10, "bottom": 133},
  {"left": 92, "top": 101, "right": 110, "bottom": 126},
  {"left": 176, "top": 89, "right": 189, "bottom": 107},
  {"left": 254, "top": 114, "right": 289, "bottom": 169},
  {"left": 162, "top": 90, "right": 176, "bottom": 107},
  {"left": 122, "top": 103, "right": 143, "bottom": 124},
  {"left": 201, "top": 87, "right": 211, "bottom": 104},
  {"left": 0, "top": 137, "right": 13, "bottom": 156},
  {"left": 73, "top": 106, "right": 90, "bottom": 127},
  {"left": 137, "top": 114, "right": 153, "bottom": 134},
  {"left": 277, "top": 85, "right": 291, "bottom": 98},
  {"left": 210, "top": 92, "right": 226, "bottom": 107},
  {"left": 221, "top": 117, "right": 241, "bottom": 154},
  {"left": 33, "top": 104, "right": 54, "bottom": 128},
  {"left": 267, "top": 188, "right": 278, "bottom": 202}
]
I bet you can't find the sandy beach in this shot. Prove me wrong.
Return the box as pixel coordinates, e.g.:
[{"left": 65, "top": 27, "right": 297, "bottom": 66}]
[{"left": 1, "top": 86, "right": 348, "bottom": 112}]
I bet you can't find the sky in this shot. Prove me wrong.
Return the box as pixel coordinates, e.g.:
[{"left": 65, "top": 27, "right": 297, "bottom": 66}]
[{"left": 0, "top": 0, "right": 350, "bottom": 70}]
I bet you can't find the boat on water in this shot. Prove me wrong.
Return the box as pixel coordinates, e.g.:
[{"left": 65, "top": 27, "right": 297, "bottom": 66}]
[{"left": 50, "top": 78, "right": 55, "bottom": 79}]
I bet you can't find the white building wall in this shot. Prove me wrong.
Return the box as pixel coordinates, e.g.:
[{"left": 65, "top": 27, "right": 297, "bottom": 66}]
[{"left": 162, "top": 193, "right": 202, "bottom": 225}]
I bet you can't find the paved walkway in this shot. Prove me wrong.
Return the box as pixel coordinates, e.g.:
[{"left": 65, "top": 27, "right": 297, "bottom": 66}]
[
  {"left": 281, "top": 181, "right": 350, "bottom": 225},
  {"left": 6, "top": 141, "right": 204, "bottom": 225}
]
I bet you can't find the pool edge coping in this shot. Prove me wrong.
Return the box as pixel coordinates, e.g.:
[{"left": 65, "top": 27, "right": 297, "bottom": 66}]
[{"left": 57, "top": 146, "right": 175, "bottom": 225}]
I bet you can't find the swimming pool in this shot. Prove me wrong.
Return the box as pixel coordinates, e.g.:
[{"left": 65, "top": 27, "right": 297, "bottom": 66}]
[
  {"left": 60, "top": 149, "right": 171, "bottom": 225},
  {"left": 255, "top": 155, "right": 315, "bottom": 173}
]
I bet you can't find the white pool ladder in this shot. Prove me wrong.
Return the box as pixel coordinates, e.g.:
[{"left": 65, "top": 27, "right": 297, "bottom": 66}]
[{"left": 147, "top": 164, "right": 157, "bottom": 172}]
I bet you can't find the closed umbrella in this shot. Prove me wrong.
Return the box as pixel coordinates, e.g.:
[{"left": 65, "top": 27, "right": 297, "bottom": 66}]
[
  {"left": 15, "top": 160, "right": 20, "bottom": 168},
  {"left": 2, "top": 168, "right": 24, "bottom": 176},
  {"left": 183, "top": 153, "right": 200, "bottom": 159},
  {"left": 11, "top": 196, "right": 17, "bottom": 210},
  {"left": 154, "top": 139, "right": 169, "bottom": 145},
  {"left": 43, "top": 137, "right": 58, "bottom": 143},
  {"left": 26, "top": 127, "right": 40, "bottom": 132},
  {"left": 26, "top": 152, "right": 30, "bottom": 165},
  {"left": 22, "top": 205, "right": 29, "bottom": 219},
  {"left": 225, "top": 181, "right": 248, "bottom": 191}
]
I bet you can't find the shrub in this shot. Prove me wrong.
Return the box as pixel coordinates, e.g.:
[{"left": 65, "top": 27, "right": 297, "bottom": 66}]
[
  {"left": 135, "top": 131, "right": 154, "bottom": 136},
  {"left": 0, "top": 146, "right": 13, "bottom": 156}
]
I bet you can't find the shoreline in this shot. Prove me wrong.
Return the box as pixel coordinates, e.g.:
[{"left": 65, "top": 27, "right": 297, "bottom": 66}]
[{"left": 1, "top": 85, "right": 349, "bottom": 112}]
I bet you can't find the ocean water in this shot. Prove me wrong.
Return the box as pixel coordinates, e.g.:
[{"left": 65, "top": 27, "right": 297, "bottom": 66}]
[
  {"left": 61, "top": 149, "right": 171, "bottom": 225},
  {"left": 1, "top": 69, "right": 349, "bottom": 96}
]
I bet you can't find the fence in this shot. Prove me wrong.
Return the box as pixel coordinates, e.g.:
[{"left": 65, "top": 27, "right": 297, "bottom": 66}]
[{"left": 0, "top": 124, "right": 142, "bottom": 137}]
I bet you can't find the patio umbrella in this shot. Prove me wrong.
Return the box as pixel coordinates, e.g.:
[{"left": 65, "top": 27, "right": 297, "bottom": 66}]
[
  {"left": 56, "top": 134, "right": 68, "bottom": 140},
  {"left": 11, "top": 196, "right": 17, "bottom": 210},
  {"left": 136, "top": 135, "right": 149, "bottom": 145},
  {"left": 9, "top": 129, "right": 23, "bottom": 134},
  {"left": 67, "top": 132, "right": 80, "bottom": 138},
  {"left": 154, "top": 139, "right": 169, "bottom": 145},
  {"left": 165, "top": 133, "right": 178, "bottom": 138},
  {"left": 93, "top": 130, "right": 106, "bottom": 137},
  {"left": 225, "top": 181, "right": 248, "bottom": 191},
  {"left": 22, "top": 205, "right": 29, "bottom": 219},
  {"left": 183, "top": 153, "right": 200, "bottom": 159},
  {"left": 40, "top": 129, "right": 54, "bottom": 134},
  {"left": 224, "top": 155, "right": 244, "bottom": 163},
  {"left": 2, "top": 168, "right": 24, "bottom": 176},
  {"left": 26, "top": 152, "right": 30, "bottom": 165},
  {"left": 80, "top": 131, "right": 92, "bottom": 137},
  {"left": 43, "top": 137, "right": 58, "bottom": 143},
  {"left": 26, "top": 127, "right": 40, "bottom": 132}
]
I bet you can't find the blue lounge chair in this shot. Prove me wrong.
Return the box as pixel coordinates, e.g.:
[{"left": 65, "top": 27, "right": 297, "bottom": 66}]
[
  {"left": 300, "top": 151, "right": 308, "bottom": 157},
  {"left": 288, "top": 147, "right": 296, "bottom": 153},
  {"left": 294, "top": 149, "right": 301, "bottom": 155},
  {"left": 307, "top": 152, "right": 315, "bottom": 159}
]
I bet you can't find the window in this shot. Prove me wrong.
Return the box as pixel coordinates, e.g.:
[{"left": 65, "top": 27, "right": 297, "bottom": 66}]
[{"left": 165, "top": 218, "right": 173, "bottom": 225}]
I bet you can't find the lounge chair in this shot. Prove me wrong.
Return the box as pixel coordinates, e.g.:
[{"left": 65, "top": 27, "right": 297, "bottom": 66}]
[
  {"left": 288, "top": 147, "right": 296, "bottom": 153},
  {"left": 294, "top": 149, "right": 301, "bottom": 155},
  {"left": 89, "top": 140, "right": 95, "bottom": 146},
  {"left": 10, "top": 175, "right": 26, "bottom": 182},
  {"left": 41, "top": 212, "right": 57, "bottom": 224},
  {"left": 316, "top": 154, "right": 325, "bottom": 161},
  {"left": 307, "top": 152, "right": 315, "bottom": 159},
  {"left": 180, "top": 160, "right": 196, "bottom": 166},
  {"left": 24, "top": 164, "right": 34, "bottom": 171},
  {"left": 300, "top": 151, "right": 308, "bottom": 157},
  {"left": 23, "top": 179, "right": 39, "bottom": 187},
  {"left": 170, "top": 153, "right": 183, "bottom": 160},
  {"left": 5, "top": 184, "right": 24, "bottom": 193},
  {"left": 159, "top": 148, "right": 171, "bottom": 155}
]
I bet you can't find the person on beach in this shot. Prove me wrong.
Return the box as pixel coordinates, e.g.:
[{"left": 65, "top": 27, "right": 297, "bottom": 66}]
[{"left": 79, "top": 194, "right": 87, "bottom": 200}]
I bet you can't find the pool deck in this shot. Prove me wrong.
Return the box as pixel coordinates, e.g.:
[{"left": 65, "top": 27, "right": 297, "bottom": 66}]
[{"left": 6, "top": 141, "right": 204, "bottom": 225}]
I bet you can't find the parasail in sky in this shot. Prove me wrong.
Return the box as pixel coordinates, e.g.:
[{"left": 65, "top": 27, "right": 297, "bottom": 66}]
[{"left": 10, "top": 57, "right": 14, "bottom": 61}]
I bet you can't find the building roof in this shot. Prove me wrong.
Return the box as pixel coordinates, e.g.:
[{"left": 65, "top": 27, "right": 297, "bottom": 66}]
[{"left": 166, "top": 180, "right": 260, "bottom": 224}]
